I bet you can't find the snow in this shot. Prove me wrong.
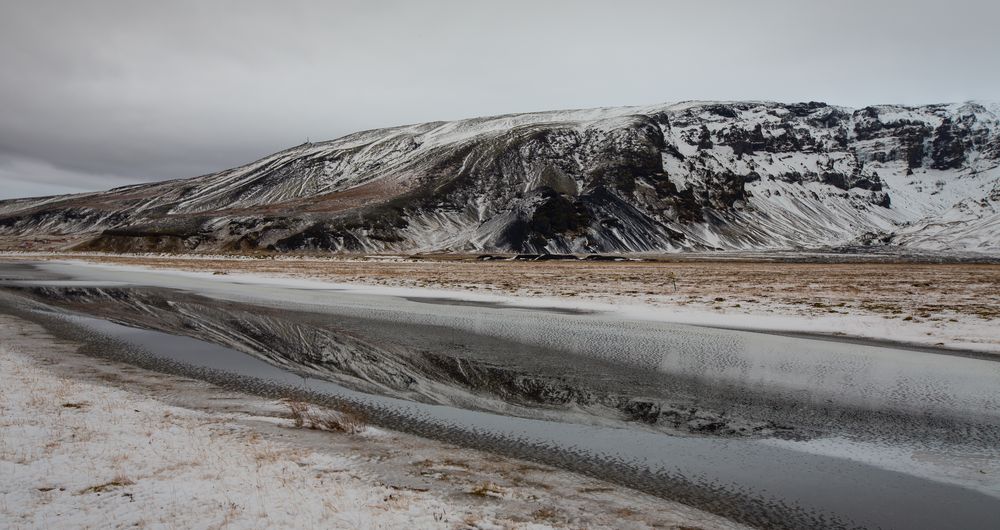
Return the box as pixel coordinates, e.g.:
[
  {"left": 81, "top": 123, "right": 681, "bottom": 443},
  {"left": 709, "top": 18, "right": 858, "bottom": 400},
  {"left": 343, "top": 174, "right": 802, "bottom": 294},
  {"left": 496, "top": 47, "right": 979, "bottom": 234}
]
[
  {"left": 0, "top": 342, "right": 554, "bottom": 530},
  {"left": 4, "top": 259, "right": 999, "bottom": 527},
  {"left": 2, "top": 100, "right": 999, "bottom": 254},
  {"left": 32, "top": 258, "right": 1000, "bottom": 354}
]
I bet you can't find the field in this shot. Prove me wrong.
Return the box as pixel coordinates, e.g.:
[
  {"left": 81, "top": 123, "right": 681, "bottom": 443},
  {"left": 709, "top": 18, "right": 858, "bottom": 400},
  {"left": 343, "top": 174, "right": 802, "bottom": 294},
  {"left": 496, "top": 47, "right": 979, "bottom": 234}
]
[{"left": 5, "top": 252, "right": 999, "bottom": 353}]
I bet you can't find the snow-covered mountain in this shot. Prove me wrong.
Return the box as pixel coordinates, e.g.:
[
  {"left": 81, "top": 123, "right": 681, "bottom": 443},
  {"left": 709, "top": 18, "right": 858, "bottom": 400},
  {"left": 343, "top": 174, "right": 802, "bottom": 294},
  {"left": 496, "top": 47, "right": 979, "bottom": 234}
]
[{"left": 3, "top": 100, "right": 999, "bottom": 254}]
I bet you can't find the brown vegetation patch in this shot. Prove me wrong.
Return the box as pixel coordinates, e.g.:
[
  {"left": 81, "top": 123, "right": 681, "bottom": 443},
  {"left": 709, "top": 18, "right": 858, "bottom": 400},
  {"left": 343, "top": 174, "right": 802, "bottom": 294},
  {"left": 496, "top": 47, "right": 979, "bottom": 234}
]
[{"left": 282, "top": 399, "right": 367, "bottom": 434}]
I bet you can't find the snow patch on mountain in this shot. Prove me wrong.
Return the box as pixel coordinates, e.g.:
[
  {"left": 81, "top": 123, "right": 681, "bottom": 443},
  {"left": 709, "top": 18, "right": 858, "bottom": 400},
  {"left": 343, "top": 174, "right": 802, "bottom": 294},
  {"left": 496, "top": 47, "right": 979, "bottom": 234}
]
[{"left": 1, "top": 100, "right": 999, "bottom": 255}]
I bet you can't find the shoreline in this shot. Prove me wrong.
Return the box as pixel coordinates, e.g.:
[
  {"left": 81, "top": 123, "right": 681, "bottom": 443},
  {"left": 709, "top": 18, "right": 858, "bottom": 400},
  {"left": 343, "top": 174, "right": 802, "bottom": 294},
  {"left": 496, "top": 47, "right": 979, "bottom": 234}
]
[
  {"left": 3, "top": 248, "right": 1000, "bottom": 264},
  {"left": 5, "top": 253, "right": 998, "bottom": 355},
  {"left": 5, "top": 260, "right": 1000, "bottom": 528},
  {"left": 0, "top": 312, "right": 739, "bottom": 529}
]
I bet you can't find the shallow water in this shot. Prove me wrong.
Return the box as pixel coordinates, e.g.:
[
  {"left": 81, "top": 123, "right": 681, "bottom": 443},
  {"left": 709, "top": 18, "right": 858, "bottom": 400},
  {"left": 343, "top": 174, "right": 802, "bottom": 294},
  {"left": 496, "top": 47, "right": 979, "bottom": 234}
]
[{"left": 2, "top": 260, "right": 999, "bottom": 529}]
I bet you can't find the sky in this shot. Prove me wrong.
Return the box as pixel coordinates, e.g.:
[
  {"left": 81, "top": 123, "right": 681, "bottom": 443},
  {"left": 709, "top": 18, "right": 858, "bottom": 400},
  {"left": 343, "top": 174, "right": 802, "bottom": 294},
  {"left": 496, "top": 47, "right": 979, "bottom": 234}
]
[{"left": 1, "top": 0, "right": 998, "bottom": 200}]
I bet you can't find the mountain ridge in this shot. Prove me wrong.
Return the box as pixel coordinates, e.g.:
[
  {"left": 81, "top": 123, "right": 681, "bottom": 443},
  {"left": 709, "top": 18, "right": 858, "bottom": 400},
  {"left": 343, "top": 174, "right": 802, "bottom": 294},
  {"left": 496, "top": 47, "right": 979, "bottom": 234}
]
[{"left": 2, "top": 100, "right": 999, "bottom": 254}]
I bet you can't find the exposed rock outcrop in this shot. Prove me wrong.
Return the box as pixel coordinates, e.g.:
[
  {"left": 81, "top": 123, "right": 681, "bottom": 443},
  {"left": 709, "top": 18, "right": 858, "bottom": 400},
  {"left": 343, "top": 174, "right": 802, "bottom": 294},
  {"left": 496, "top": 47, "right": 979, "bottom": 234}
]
[{"left": 2, "top": 100, "right": 999, "bottom": 254}]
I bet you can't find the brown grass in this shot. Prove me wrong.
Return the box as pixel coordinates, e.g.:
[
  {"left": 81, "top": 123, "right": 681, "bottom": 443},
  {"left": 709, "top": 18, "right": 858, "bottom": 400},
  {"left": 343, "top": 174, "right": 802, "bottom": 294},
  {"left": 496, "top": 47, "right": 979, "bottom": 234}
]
[
  {"left": 282, "top": 400, "right": 367, "bottom": 434},
  {"left": 468, "top": 481, "right": 506, "bottom": 498},
  {"left": 531, "top": 506, "right": 559, "bottom": 521},
  {"left": 10, "top": 253, "right": 997, "bottom": 322},
  {"left": 80, "top": 473, "right": 134, "bottom": 494}
]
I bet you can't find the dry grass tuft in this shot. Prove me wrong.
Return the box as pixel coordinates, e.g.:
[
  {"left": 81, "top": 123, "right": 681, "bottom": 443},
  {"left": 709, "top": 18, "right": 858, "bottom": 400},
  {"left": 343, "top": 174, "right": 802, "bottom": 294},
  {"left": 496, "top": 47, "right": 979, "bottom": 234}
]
[
  {"left": 282, "top": 400, "right": 367, "bottom": 434},
  {"left": 80, "top": 473, "right": 134, "bottom": 494},
  {"left": 532, "top": 506, "right": 559, "bottom": 521},
  {"left": 285, "top": 400, "right": 308, "bottom": 428},
  {"left": 468, "top": 481, "right": 506, "bottom": 498}
]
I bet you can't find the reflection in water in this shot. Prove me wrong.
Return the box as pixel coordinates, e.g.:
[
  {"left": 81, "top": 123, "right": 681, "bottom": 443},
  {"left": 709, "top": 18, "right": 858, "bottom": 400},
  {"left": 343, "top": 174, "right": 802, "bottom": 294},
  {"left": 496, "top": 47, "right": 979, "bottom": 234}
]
[
  {"left": 2, "top": 270, "right": 1000, "bottom": 530},
  {"left": 7, "top": 284, "right": 1000, "bottom": 449},
  {"left": 9, "top": 285, "right": 785, "bottom": 436}
]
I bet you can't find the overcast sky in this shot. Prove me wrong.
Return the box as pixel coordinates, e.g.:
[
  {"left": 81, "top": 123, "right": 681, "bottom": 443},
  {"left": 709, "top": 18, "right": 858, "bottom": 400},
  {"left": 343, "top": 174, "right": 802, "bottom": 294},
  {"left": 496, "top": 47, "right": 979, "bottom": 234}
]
[{"left": 1, "top": 0, "right": 998, "bottom": 199}]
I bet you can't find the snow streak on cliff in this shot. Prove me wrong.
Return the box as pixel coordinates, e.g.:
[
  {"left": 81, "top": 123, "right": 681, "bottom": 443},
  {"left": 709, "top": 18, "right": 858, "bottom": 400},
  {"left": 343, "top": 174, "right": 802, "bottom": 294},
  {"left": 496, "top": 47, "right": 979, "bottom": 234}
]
[{"left": 2, "top": 101, "right": 999, "bottom": 254}]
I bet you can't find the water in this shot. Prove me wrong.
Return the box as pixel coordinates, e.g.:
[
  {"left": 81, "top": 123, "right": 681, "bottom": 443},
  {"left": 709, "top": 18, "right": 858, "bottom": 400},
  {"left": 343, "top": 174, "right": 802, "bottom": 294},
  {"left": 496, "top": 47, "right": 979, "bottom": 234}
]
[{"left": 2, "top": 260, "right": 999, "bottom": 529}]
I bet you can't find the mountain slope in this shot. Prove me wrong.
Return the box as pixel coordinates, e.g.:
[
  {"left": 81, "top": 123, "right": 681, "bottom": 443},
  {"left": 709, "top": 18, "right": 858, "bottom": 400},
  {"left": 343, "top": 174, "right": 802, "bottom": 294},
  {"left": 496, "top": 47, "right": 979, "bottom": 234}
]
[{"left": 2, "top": 100, "right": 999, "bottom": 254}]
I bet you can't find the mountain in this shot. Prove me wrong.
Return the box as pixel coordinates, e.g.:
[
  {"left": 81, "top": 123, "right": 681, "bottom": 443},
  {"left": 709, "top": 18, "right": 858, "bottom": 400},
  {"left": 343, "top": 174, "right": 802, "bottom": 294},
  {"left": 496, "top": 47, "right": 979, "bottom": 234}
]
[{"left": 2, "top": 100, "right": 999, "bottom": 254}]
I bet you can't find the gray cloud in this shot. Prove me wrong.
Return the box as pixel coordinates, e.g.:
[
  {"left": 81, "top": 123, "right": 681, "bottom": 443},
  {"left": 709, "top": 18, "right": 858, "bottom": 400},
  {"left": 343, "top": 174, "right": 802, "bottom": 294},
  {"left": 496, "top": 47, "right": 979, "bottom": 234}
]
[
  {"left": 0, "top": 153, "right": 136, "bottom": 200},
  {"left": 1, "top": 0, "right": 998, "bottom": 199}
]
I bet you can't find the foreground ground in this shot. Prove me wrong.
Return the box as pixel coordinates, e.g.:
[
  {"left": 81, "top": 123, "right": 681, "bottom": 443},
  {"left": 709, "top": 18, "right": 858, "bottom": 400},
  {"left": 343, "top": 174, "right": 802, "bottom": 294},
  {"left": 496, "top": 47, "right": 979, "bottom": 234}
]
[
  {"left": 3, "top": 252, "right": 998, "bottom": 353},
  {"left": 0, "top": 314, "right": 739, "bottom": 529}
]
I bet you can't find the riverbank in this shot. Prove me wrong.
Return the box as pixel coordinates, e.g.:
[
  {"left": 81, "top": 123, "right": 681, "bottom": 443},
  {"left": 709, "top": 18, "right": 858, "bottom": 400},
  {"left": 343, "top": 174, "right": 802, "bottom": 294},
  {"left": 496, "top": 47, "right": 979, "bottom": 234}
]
[
  {"left": 3, "top": 252, "right": 998, "bottom": 353},
  {"left": 0, "top": 313, "right": 739, "bottom": 530}
]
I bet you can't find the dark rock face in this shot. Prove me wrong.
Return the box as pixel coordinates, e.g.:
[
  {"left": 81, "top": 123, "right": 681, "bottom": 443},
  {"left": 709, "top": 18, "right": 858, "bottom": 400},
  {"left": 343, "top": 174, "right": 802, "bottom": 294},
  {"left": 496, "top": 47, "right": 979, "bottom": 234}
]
[
  {"left": 1, "top": 100, "right": 998, "bottom": 253},
  {"left": 524, "top": 191, "right": 591, "bottom": 247},
  {"left": 271, "top": 223, "right": 365, "bottom": 252},
  {"left": 931, "top": 118, "right": 968, "bottom": 170}
]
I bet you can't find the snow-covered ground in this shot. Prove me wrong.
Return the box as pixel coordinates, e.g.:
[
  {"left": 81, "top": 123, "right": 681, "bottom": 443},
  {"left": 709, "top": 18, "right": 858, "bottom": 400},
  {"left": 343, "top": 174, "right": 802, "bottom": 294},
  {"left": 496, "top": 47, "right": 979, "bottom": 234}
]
[
  {"left": 4, "top": 257, "right": 999, "bottom": 528},
  {"left": 18, "top": 255, "right": 1000, "bottom": 355},
  {"left": 0, "top": 347, "right": 487, "bottom": 529},
  {"left": 0, "top": 314, "right": 741, "bottom": 530}
]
